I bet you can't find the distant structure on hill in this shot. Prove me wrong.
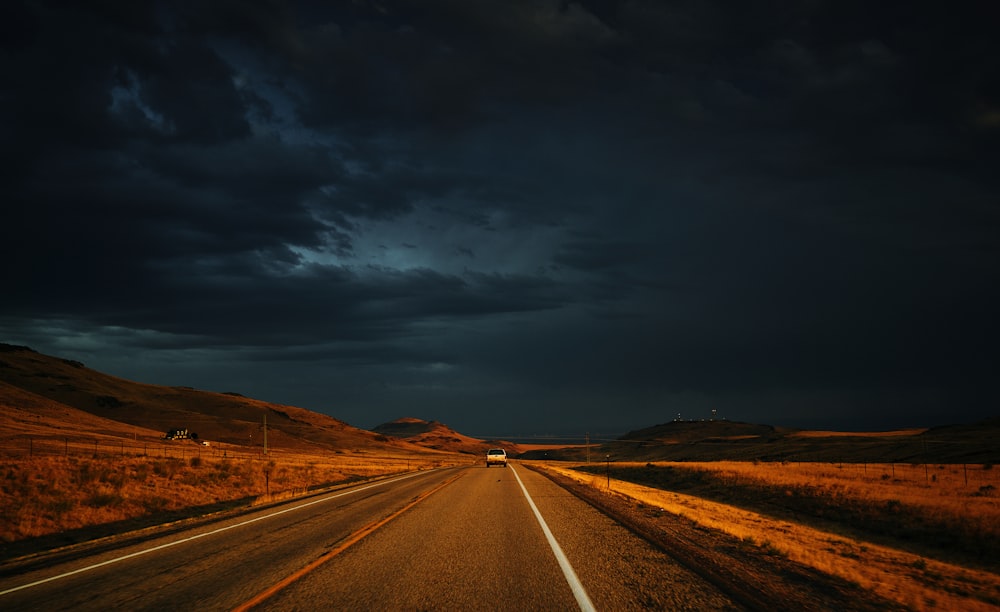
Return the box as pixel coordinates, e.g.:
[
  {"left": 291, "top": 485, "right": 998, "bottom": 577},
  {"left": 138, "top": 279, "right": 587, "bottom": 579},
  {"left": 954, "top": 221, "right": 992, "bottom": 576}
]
[
  {"left": 673, "top": 410, "right": 726, "bottom": 423},
  {"left": 165, "top": 428, "right": 197, "bottom": 440}
]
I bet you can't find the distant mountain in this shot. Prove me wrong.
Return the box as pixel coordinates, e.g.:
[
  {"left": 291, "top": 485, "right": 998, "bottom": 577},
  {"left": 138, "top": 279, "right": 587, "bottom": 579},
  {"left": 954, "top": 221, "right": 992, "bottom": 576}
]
[
  {"left": 373, "top": 417, "right": 520, "bottom": 455},
  {"left": 519, "top": 418, "right": 1000, "bottom": 464},
  {"left": 620, "top": 420, "right": 784, "bottom": 444},
  {"left": 0, "top": 343, "right": 428, "bottom": 454},
  {"left": 6, "top": 343, "right": 994, "bottom": 464}
]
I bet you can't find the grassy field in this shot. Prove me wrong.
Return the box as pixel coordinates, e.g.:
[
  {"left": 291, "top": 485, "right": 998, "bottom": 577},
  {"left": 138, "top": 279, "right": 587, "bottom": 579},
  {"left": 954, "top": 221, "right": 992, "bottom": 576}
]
[
  {"left": 0, "top": 446, "right": 468, "bottom": 547},
  {"left": 555, "top": 460, "right": 1000, "bottom": 611},
  {"left": 577, "top": 461, "right": 1000, "bottom": 568}
]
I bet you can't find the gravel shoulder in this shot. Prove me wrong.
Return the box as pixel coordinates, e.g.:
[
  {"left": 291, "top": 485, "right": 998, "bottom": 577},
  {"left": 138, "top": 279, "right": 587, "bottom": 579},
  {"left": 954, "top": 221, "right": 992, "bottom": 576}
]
[{"left": 527, "top": 463, "right": 906, "bottom": 612}]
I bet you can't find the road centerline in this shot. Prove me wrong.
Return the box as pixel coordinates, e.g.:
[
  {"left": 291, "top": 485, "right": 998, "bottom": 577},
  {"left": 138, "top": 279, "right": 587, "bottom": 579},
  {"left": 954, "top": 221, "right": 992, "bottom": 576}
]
[
  {"left": 510, "top": 465, "right": 596, "bottom": 612},
  {"left": 232, "top": 471, "right": 464, "bottom": 612}
]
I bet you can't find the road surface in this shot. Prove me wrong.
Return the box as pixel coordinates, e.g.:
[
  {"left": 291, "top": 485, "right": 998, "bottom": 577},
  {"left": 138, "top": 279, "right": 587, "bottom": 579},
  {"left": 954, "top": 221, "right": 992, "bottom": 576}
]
[{"left": 0, "top": 464, "right": 738, "bottom": 610}]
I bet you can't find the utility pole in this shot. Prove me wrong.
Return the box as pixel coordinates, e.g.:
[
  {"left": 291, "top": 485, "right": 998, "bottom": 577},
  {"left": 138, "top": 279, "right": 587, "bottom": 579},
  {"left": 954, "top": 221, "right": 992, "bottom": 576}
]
[
  {"left": 263, "top": 412, "right": 268, "bottom": 456},
  {"left": 586, "top": 432, "right": 590, "bottom": 463}
]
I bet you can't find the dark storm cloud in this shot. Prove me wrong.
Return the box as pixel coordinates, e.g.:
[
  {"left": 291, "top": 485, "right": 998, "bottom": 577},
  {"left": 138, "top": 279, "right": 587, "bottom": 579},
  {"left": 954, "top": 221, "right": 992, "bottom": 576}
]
[
  {"left": 289, "top": 0, "right": 620, "bottom": 132},
  {"left": 2, "top": 0, "right": 998, "bottom": 433}
]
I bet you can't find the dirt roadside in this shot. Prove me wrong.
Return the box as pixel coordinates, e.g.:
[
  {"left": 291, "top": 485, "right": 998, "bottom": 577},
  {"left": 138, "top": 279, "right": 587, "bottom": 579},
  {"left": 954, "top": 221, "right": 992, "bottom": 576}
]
[{"left": 528, "top": 462, "right": 909, "bottom": 611}]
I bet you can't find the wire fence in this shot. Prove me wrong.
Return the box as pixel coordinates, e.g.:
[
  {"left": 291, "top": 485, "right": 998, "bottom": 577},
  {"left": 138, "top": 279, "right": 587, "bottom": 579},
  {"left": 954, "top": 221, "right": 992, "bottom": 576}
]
[
  {"left": 806, "top": 459, "right": 1000, "bottom": 488},
  {"left": 591, "top": 458, "right": 1000, "bottom": 492},
  {"left": 0, "top": 437, "right": 261, "bottom": 462},
  {"left": 0, "top": 437, "right": 466, "bottom": 474}
]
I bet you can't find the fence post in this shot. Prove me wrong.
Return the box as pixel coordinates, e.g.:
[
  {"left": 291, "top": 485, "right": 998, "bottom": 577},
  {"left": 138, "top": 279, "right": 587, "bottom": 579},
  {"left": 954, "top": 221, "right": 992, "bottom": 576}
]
[{"left": 922, "top": 439, "right": 929, "bottom": 484}]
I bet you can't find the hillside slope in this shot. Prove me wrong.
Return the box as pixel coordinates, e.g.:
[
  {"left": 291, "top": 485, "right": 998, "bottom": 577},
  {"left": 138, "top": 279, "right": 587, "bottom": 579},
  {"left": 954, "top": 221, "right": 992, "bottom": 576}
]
[
  {"left": 0, "top": 381, "right": 164, "bottom": 442},
  {"left": 0, "top": 343, "right": 425, "bottom": 454},
  {"left": 520, "top": 419, "right": 1000, "bottom": 464}
]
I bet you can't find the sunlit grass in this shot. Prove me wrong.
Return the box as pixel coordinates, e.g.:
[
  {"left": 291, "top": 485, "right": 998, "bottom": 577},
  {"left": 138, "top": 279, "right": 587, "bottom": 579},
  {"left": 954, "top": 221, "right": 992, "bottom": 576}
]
[
  {"left": 539, "top": 460, "right": 1000, "bottom": 611},
  {"left": 0, "top": 448, "right": 466, "bottom": 544},
  {"left": 581, "top": 460, "right": 1000, "bottom": 564}
]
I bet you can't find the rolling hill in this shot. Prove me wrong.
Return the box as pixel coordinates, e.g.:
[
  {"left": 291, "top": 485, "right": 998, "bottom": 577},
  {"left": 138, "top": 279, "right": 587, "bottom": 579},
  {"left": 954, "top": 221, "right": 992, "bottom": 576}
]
[
  {"left": 3, "top": 343, "right": 995, "bottom": 463},
  {"left": 0, "top": 343, "right": 427, "bottom": 455},
  {"left": 519, "top": 418, "right": 1000, "bottom": 464},
  {"left": 372, "top": 417, "right": 521, "bottom": 455}
]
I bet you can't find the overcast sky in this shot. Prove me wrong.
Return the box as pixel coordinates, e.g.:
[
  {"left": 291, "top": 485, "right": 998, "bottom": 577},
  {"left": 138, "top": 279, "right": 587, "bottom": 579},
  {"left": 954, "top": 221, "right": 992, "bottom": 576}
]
[{"left": 3, "top": 1, "right": 998, "bottom": 436}]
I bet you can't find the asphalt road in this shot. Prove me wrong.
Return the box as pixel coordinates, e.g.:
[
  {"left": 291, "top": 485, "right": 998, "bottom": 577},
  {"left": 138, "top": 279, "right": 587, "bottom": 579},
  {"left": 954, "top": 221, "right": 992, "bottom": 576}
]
[{"left": 0, "top": 464, "right": 739, "bottom": 611}]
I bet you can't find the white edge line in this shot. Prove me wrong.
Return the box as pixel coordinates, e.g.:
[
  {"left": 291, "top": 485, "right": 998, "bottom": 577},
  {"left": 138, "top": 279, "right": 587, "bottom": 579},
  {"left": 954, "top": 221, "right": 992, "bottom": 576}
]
[
  {"left": 510, "top": 465, "right": 596, "bottom": 612},
  {"left": 0, "top": 470, "right": 432, "bottom": 597}
]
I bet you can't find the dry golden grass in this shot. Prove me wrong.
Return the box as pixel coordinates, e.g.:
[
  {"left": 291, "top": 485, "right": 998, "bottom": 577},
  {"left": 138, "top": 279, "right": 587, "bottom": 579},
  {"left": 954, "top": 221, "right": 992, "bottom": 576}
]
[
  {"left": 0, "top": 447, "right": 468, "bottom": 544},
  {"left": 790, "top": 428, "right": 929, "bottom": 438},
  {"left": 0, "top": 350, "right": 475, "bottom": 547},
  {"left": 538, "top": 461, "right": 1000, "bottom": 611},
  {"left": 677, "top": 461, "right": 998, "bottom": 540}
]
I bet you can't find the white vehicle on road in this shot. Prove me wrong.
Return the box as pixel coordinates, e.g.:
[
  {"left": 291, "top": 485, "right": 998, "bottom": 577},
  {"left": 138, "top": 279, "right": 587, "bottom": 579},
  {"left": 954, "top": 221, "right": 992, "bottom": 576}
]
[{"left": 485, "top": 448, "right": 507, "bottom": 468}]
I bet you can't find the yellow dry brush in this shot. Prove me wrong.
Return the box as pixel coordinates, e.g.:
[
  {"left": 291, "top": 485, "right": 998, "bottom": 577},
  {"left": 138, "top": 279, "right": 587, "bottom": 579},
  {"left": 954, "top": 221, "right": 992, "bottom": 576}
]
[
  {"left": 0, "top": 450, "right": 453, "bottom": 543},
  {"left": 541, "top": 460, "right": 1000, "bottom": 612}
]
